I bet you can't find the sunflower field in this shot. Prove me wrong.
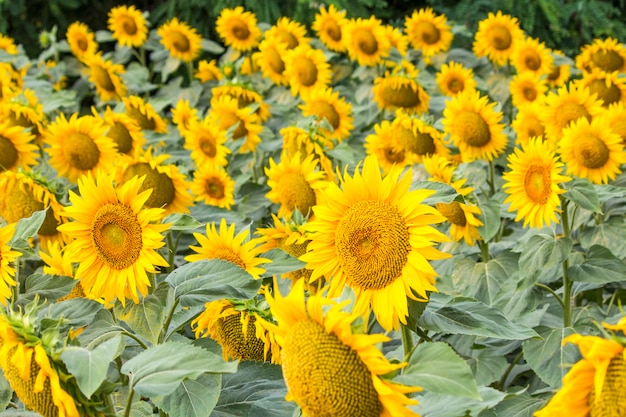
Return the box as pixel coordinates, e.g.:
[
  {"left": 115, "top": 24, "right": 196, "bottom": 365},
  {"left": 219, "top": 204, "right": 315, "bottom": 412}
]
[{"left": 0, "top": 2, "right": 626, "bottom": 416}]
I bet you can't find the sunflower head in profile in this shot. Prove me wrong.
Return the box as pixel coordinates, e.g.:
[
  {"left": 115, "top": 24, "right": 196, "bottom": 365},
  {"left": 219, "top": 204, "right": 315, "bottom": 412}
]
[
  {"left": 0, "top": 34, "right": 17, "bottom": 55},
  {"left": 157, "top": 18, "right": 202, "bottom": 63},
  {"left": 211, "top": 84, "right": 271, "bottom": 123},
  {"left": 215, "top": 6, "right": 262, "bottom": 52},
  {"left": 436, "top": 61, "right": 476, "bottom": 97},
  {"left": 442, "top": 89, "right": 507, "bottom": 162},
  {"left": 511, "top": 36, "right": 553, "bottom": 76},
  {"left": 253, "top": 39, "right": 289, "bottom": 86},
  {"left": 83, "top": 53, "right": 127, "bottom": 102},
  {"left": 312, "top": 4, "right": 348, "bottom": 53},
  {"left": 575, "top": 37, "right": 626, "bottom": 74},
  {"left": 195, "top": 59, "right": 222, "bottom": 83},
  {"left": 0, "top": 223, "right": 20, "bottom": 303},
  {"left": 66, "top": 21, "right": 98, "bottom": 61},
  {"left": 58, "top": 170, "right": 170, "bottom": 306},
  {"left": 299, "top": 87, "right": 353, "bottom": 141},
  {"left": 257, "top": 278, "right": 421, "bottom": 416},
  {"left": 392, "top": 111, "right": 449, "bottom": 162},
  {"left": 1, "top": 88, "right": 46, "bottom": 144},
  {"left": 342, "top": 16, "right": 391, "bottom": 67},
  {"left": 189, "top": 163, "right": 235, "bottom": 210},
  {"left": 183, "top": 117, "right": 231, "bottom": 168},
  {"left": 404, "top": 7, "right": 453, "bottom": 60},
  {"left": 207, "top": 95, "right": 263, "bottom": 154},
  {"left": 282, "top": 45, "right": 332, "bottom": 99},
  {"left": 107, "top": 5, "right": 148, "bottom": 48},
  {"left": 364, "top": 120, "right": 415, "bottom": 174},
  {"left": 472, "top": 11, "right": 525, "bottom": 66},
  {"left": 509, "top": 71, "right": 547, "bottom": 108},
  {"left": 372, "top": 61, "right": 429, "bottom": 113},
  {"left": 264, "top": 17, "right": 309, "bottom": 50},
  {"left": 171, "top": 98, "right": 200, "bottom": 136},
  {"left": 122, "top": 95, "right": 168, "bottom": 133},
  {"left": 435, "top": 201, "right": 483, "bottom": 246},
  {"left": 423, "top": 153, "right": 474, "bottom": 197},
  {"left": 301, "top": 155, "right": 450, "bottom": 331},
  {"left": 185, "top": 218, "right": 270, "bottom": 280},
  {"left": 578, "top": 69, "right": 626, "bottom": 108},
  {"left": 512, "top": 102, "right": 548, "bottom": 147},
  {"left": 0, "top": 121, "right": 37, "bottom": 173}
]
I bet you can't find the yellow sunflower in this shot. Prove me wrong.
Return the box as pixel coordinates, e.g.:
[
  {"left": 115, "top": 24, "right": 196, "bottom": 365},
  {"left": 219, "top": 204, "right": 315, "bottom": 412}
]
[
  {"left": 123, "top": 95, "right": 168, "bottom": 133},
  {"left": 195, "top": 59, "right": 222, "bottom": 83},
  {"left": 435, "top": 201, "right": 483, "bottom": 246},
  {"left": 0, "top": 89, "right": 46, "bottom": 144},
  {"left": 263, "top": 17, "right": 309, "bottom": 50},
  {"left": 258, "top": 279, "right": 421, "bottom": 416},
  {"left": 364, "top": 120, "right": 415, "bottom": 174},
  {"left": 342, "top": 17, "right": 391, "bottom": 67},
  {"left": 299, "top": 87, "right": 353, "bottom": 141},
  {"left": 442, "top": 89, "right": 507, "bottom": 162},
  {"left": 0, "top": 223, "right": 20, "bottom": 302},
  {"left": 0, "top": 68, "right": 18, "bottom": 103},
  {"left": 385, "top": 24, "right": 409, "bottom": 57},
  {"left": 283, "top": 45, "right": 332, "bottom": 99},
  {"left": 211, "top": 84, "right": 271, "bottom": 123},
  {"left": 189, "top": 163, "right": 235, "bottom": 209},
  {"left": 502, "top": 137, "right": 570, "bottom": 228},
  {"left": 0, "top": 34, "right": 17, "bottom": 55},
  {"left": 509, "top": 71, "right": 547, "bottom": 108},
  {"left": 157, "top": 18, "right": 202, "bottom": 63},
  {"left": 265, "top": 153, "right": 329, "bottom": 218},
  {"left": 372, "top": 62, "right": 429, "bottom": 113},
  {"left": 472, "top": 11, "right": 525, "bottom": 66},
  {"left": 0, "top": 122, "right": 37, "bottom": 172},
  {"left": 312, "top": 4, "right": 348, "bottom": 53},
  {"left": 436, "top": 61, "right": 477, "bottom": 97},
  {"left": 183, "top": 117, "right": 231, "bottom": 168},
  {"left": 253, "top": 40, "right": 289, "bottom": 86},
  {"left": 300, "top": 156, "right": 450, "bottom": 331},
  {"left": 83, "top": 53, "right": 127, "bottom": 102},
  {"left": 511, "top": 36, "right": 554, "bottom": 75},
  {"left": 512, "top": 102, "right": 548, "bottom": 146},
  {"left": 575, "top": 37, "right": 626, "bottom": 74},
  {"left": 97, "top": 106, "right": 145, "bottom": 156},
  {"left": 66, "top": 21, "right": 98, "bottom": 61},
  {"left": 215, "top": 6, "right": 262, "bottom": 52},
  {"left": 546, "top": 61, "right": 572, "bottom": 89},
  {"left": 392, "top": 111, "right": 449, "bottom": 162},
  {"left": 559, "top": 116, "right": 626, "bottom": 184},
  {"left": 423, "top": 153, "right": 474, "bottom": 196},
  {"left": 404, "top": 7, "right": 453, "bottom": 60},
  {"left": 107, "top": 5, "right": 148, "bottom": 48},
  {"left": 597, "top": 102, "right": 626, "bottom": 144},
  {"left": 207, "top": 95, "right": 263, "bottom": 154},
  {"left": 58, "top": 171, "right": 170, "bottom": 306},
  {"left": 185, "top": 218, "right": 270, "bottom": 279},
  {"left": 40, "top": 242, "right": 87, "bottom": 301},
  {"left": 171, "top": 98, "right": 200, "bottom": 136},
  {"left": 578, "top": 69, "right": 626, "bottom": 107},
  {"left": 279, "top": 126, "right": 335, "bottom": 180}
]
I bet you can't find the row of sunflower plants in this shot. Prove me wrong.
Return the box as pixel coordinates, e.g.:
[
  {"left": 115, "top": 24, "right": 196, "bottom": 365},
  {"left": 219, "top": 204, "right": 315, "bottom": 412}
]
[{"left": 0, "top": 3, "right": 625, "bottom": 417}]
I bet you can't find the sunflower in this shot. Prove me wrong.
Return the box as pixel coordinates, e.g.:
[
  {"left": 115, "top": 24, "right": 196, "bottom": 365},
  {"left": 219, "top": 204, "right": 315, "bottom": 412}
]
[
  {"left": 66, "top": 22, "right": 98, "bottom": 61},
  {"left": 40, "top": 242, "right": 87, "bottom": 301},
  {"left": 511, "top": 36, "right": 553, "bottom": 75},
  {"left": 509, "top": 71, "right": 547, "bottom": 108},
  {"left": 253, "top": 40, "right": 289, "bottom": 86},
  {"left": 45, "top": 113, "right": 118, "bottom": 183},
  {"left": 384, "top": 25, "right": 409, "bottom": 57},
  {"left": 215, "top": 6, "right": 261, "bottom": 52},
  {"left": 283, "top": 45, "right": 332, "bottom": 99},
  {"left": 364, "top": 120, "right": 415, "bottom": 174},
  {"left": 342, "top": 17, "right": 391, "bottom": 67},
  {"left": 597, "top": 102, "right": 626, "bottom": 144},
  {"left": 0, "top": 34, "right": 17, "bottom": 55},
  {"left": 423, "top": 153, "right": 474, "bottom": 197},
  {"left": 0, "top": 68, "right": 18, "bottom": 103},
  {"left": 0, "top": 223, "right": 20, "bottom": 302},
  {"left": 279, "top": 126, "right": 335, "bottom": 180},
  {"left": 96, "top": 106, "right": 145, "bottom": 156},
  {"left": 264, "top": 17, "right": 309, "bottom": 50},
  {"left": 472, "top": 11, "right": 525, "bottom": 66},
  {"left": 442, "top": 89, "right": 507, "bottom": 162},
  {"left": 404, "top": 7, "right": 453, "bottom": 60},
  {"left": 157, "top": 18, "right": 202, "bottom": 63},
  {"left": 0, "top": 89, "right": 46, "bottom": 144},
  {"left": 207, "top": 95, "right": 263, "bottom": 154},
  {"left": 436, "top": 61, "right": 476, "bottom": 96},
  {"left": 299, "top": 87, "right": 353, "bottom": 141},
  {"left": 183, "top": 117, "right": 231, "bottom": 168},
  {"left": 211, "top": 84, "right": 271, "bottom": 123},
  {"left": 300, "top": 156, "right": 449, "bottom": 331},
  {"left": 0, "top": 122, "right": 37, "bottom": 172},
  {"left": 115, "top": 148, "right": 193, "bottom": 216},
  {"left": 575, "top": 37, "right": 626, "bottom": 74},
  {"left": 195, "top": 59, "right": 222, "bottom": 83},
  {"left": 435, "top": 201, "right": 483, "bottom": 246},
  {"left": 123, "top": 95, "right": 168, "bottom": 133},
  {"left": 189, "top": 163, "right": 235, "bottom": 209},
  {"left": 83, "top": 53, "right": 127, "bottom": 102},
  {"left": 372, "top": 62, "right": 429, "bottom": 113},
  {"left": 185, "top": 218, "right": 270, "bottom": 279},
  {"left": 512, "top": 102, "right": 548, "bottom": 146},
  {"left": 578, "top": 69, "right": 626, "bottom": 107},
  {"left": 258, "top": 279, "right": 421, "bottom": 416},
  {"left": 546, "top": 59, "right": 572, "bottom": 89},
  {"left": 392, "top": 111, "right": 449, "bottom": 162},
  {"left": 107, "top": 5, "right": 148, "bottom": 48},
  {"left": 559, "top": 116, "right": 626, "bottom": 184},
  {"left": 312, "top": 4, "right": 348, "bottom": 53},
  {"left": 171, "top": 99, "right": 199, "bottom": 136},
  {"left": 58, "top": 171, "right": 170, "bottom": 305}
]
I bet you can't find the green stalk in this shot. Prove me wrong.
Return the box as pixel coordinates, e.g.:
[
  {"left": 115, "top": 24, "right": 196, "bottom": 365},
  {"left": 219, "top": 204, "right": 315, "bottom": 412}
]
[
  {"left": 401, "top": 324, "right": 414, "bottom": 363},
  {"left": 560, "top": 197, "right": 572, "bottom": 328},
  {"left": 122, "top": 388, "right": 135, "bottom": 417},
  {"left": 488, "top": 160, "right": 496, "bottom": 196}
]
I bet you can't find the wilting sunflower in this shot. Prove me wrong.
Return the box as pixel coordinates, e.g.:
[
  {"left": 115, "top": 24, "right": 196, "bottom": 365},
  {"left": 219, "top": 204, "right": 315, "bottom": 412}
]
[
  {"left": 58, "top": 171, "right": 170, "bottom": 305},
  {"left": 597, "top": 102, "right": 626, "bottom": 144},
  {"left": 45, "top": 113, "right": 118, "bottom": 183},
  {"left": 185, "top": 218, "right": 269, "bottom": 279},
  {"left": 0, "top": 89, "right": 46, "bottom": 144},
  {"left": 264, "top": 17, "right": 309, "bottom": 50},
  {"left": 301, "top": 156, "right": 450, "bottom": 331},
  {"left": 559, "top": 117, "right": 626, "bottom": 184},
  {"left": 312, "top": 4, "right": 348, "bottom": 53},
  {"left": 157, "top": 18, "right": 202, "bottom": 63},
  {"left": 442, "top": 89, "right": 507, "bottom": 162},
  {"left": 171, "top": 99, "right": 200, "bottom": 136},
  {"left": 436, "top": 61, "right": 476, "bottom": 96},
  {"left": 575, "top": 37, "right": 626, "bottom": 74},
  {"left": 258, "top": 279, "right": 421, "bottom": 416},
  {"left": 95, "top": 106, "right": 145, "bottom": 156},
  {"left": 0, "top": 34, "right": 17, "bottom": 55},
  {"left": 123, "top": 95, "right": 168, "bottom": 133},
  {"left": 215, "top": 6, "right": 261, "bottom": 52},
  {"left": 0, "top": 122, "right": 37, "bottom": 172},
  {"left": 578, "top": 69, "right": 626, "bottom": 107},
  {"left": 404, "top": 7, "right": 453, "bottom": 60},
  {"left": 207, "top": 95, "right": 263, "bottom": 154},
  {"left": 193, "top": 298, "right": 278, "bottom": 363},
  {"left": 195, "top": 59, "right": 222, "bottom": 83},
  {"left": 342, "top": 17, "right": 391, "bottom": 67},
  {"left": 66, "top": 21, "right": 98, "bottom": 61},
  {"left": 509, "top": 71, "right": 547, "bottom": 108},
  {"left": 299, "top": 87, "right": 353, "bottom": 141},
  {"left": 435, "top": 201, "right": 483, "bottom": 246},
  {"left": 502, "top": 137, "right": 570, "bottom": 228},
  {"left": 83, "top": 53, "right": 127, "bottom": 102},
  {"left": 472, "top": 11, "right": 525, "bottom": 66},
  {"left": 183, "top": 117, "right": 231, "bottom": 168},
  {"left": 423, "top": 153, "right": 474, "bottom": 197},
  {"left": 372, "top": 61, "right": 429, "bottom": 113},
  {"left": 0, "top": 223, "right": 20, "bottom": 302},
  {"left": 189, "top": 163, "right": 235, "bottom": 209},
  {"left": 253, "top": 40, "right": 289, "bottom": 86},
  {"left": 392, "top": 111, "right": 449, "bottom": 162},
  {"left": 283, "top": 45, "right": 332, "bottom": 99},
  {"left": 512, "top": 102, "right": 548, "bottom": 146},
  {"left": 107, "top": 5, "right": 148, "bottom": 48},
  {"left": 364, "top": 120, "right": 415, "bottom": 174},
  {"left": 511, "top": 36, "right": 553, "bottom": 75},
  {"left": 211, "top": 84, "right": 271, "bottom": 123}
]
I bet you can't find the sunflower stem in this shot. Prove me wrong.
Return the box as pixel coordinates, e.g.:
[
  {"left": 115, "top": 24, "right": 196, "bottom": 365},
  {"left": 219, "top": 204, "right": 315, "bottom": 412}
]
[
  {"left": 122, "top": 388, "right": 135, "bottom": 417},
  {"left": 159, "top": 298, "right": 180, "bottom": 344},
  {"left": 122, "top": 330, "right": 149, "bottom": 350},
  {"left": 401, "top": 324, "right": 414, "bottom": 363},
  {"left": 186, "top": 60, "right": 194, "bottom": 87},
  {"left": 478, "top": 239, "right": 490, "bottom": 262},
  {"left": 560, "top": 197, "right": 572, "bottom": 328},
  {"left": 498, "top": 350, "right": 524, "bottom": 390},
  {"left": 488, "top": 160, "right": 496, "bottom": 196},
  {"left": 535, "top": 283, "right": 564, "bottom": 309}
]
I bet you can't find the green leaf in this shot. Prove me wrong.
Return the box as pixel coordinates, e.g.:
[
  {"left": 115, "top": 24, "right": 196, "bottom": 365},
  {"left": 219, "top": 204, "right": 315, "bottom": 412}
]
[
  {"left": 477, "top": 197, "right": 502, "bottom": 242},
  {"left": 522, "top": 327, "right": 578, "bottom": 388},
  {"left": 568, "top": 245, "right": 626, "bottom": 284},
  {"left": 579, "top": 217, "right": 626, "bottom": 258},
  {"left": 153, "top": 373, "right": 221, "bottom": 417},
  {"left": 260, "top": 248, "right": 306, "bottom": 277},
  {"left": 413, "top": 386, "right": 506, "bottom": 417},
  {"left": 114, "top": 293, "right": 165, "bottom": 346},
  {"left": 493, "top": 391, "right": 547, "bottom": 417},
  {"left": 9, "top": 209, "right": 46, "bottom": 251},
  {"left": 77, "top": 310, "right": 127, "bottom": 348},
  {"left": 412, "top": 181, "right": 459, "bottom": 205},
  {"left": 201, "top": 39, "right": 225, "bottom": 54},
  {"left": 515, "top": 234, "right": 572, "bottom": 288},
  {"left": 43, "top": 298, "right": 103, "bottom": 328},
  {"left": 166, "top": 259, "right": 261, "bottom": 307},
  {"left": 470, "top": 251, "right": 519, "bottom": 306},
  {"left": 0, "top": 371, "right": 13, "bottom": 411},
  {"left": 397, "top": 341, "right": 480, "bottom": 399},
  {"left": 21, "top": 274, "right": 76, "bottom": 303},
  {"left": 163, "top": 213, "right": 203, "bottom": 231},
  {"left": 121, "top": 341, "right": 237, "bottom": 397},
  {"left": 467, "top": 350, "right": 509, "bottom": 386},
  {"left": 60, "top": 335, "right": 124, "bottom": 398},
  {"left": 563, "top": 178, "right": 601, "bottom": 213},
  {"left": 326, "top": 140, "right": 356, "bottom": 165}
]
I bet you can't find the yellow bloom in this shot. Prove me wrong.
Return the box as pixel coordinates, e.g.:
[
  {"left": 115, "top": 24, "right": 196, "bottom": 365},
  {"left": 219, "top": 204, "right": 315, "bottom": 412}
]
[
  {"left": 472, "top": 11, "right": 525, "bottom": 66},
  {"left": 385, "top": 24, "right": 409, "bottom": 57},
  {"left": 577, "top": 68, "right": 626, "bottom": 108},
  {"left": 364, "top": 120, "right": 415, "bottom": 174},
  {"left": 0, "top": 223, "right": 20, "bottom": 302},
  {"left": 157, "top": 18, "right": 202, "bottom": 62},
  {"left": 83, "top": 53, "right": 127, "bottom": 102},
  {"left": 189, "top": 163, "right": 235, "bottom": 209},
  {"left": 283, "top": 45, "right": 332, "bottom": 99},
  {"left": 279, "top": 126, "right": 335, "bottom": 180},
  {"left": 207, "top": 95, "right": 263, "bottom": 154},
  {"left": 171, "top": 99, "right": 200, "bottom": 136},
  {"left": 546, "top": 49, "right": 572, "bottom": 88},
  {"left": 435, "top": 201, "right": 483, "bottom": 246},
  {"left": 512, "top": 102, "right": 548, "bottom": 146},
  {"left": 0, "top": 34, "right": 17, "bottom": 54},
  {"left": 123, "top": 95, "right": 168, "bottom": 133},
  {"left": 392, "top": 111, "right": 449, "bottom": 162},
  {"left": 342, "top": 17, "right": 391, "bottom": 67},
  {"left": 108, "top": 5, "right": 148, "bottom": 48},
  {"left": 423, "top": 153, "right": 474, "bottom": 196},
  {"left": 1, "top": 89, "right": 46, "bottom": 144},
  {"left": 373, "top": 62, "right": 429, "bottom": 113},
  {"left": 215, "top": 6, "right": 262, "bottom": 52},
  {"left": 404, "top": 7, "right": 453, "bottom": 59},
  {"left": 596, "top": 101, "right": 626, "bottom": 145},
  {"left": 195, "top": 59, "right": 222, "bottom": 83},
  {"left": 576, "top": 37, "right": 626, "bottom": 74},
  {"left": 253, "top": 40, "right": 289, "bottom": 86},
  {"left": 183, "top": 117, "right": 231, "bottom": 168},
  {"left": 509, "top": 71, "right": 547, "bottom": 108},
  {"left": 299, "top": 87, "right": 353, "bottom": 141},
  {"left": 211, "top": 84, "right": 271, "bottom": 123},
  {"left": 436, "top": 61, "right": 476, "bottom": 96},
  {"left": 0, "top": 121, "right": 37, "bottom": 172},
  {"left": 511, "top": 36, "right": 554, "bottom": 75},
  {"left": 312, "top": 4, "right": 348, "bottom": 53},
  {"left": 40, "top": 242, "right": 87, "bottom": 301},
  {"left": 96, "top": 106, "right": 145, "bottom": 157},
  {"left": 263, "top": 17, "right": 309, "bottom": 50},
  {"left": 66, "top": 22, "right": 98, "bottom": 61}
]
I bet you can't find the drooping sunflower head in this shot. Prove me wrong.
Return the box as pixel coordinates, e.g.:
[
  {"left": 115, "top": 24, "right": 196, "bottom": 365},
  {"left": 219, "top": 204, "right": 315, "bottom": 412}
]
[
  {"left": 283, "top": 44, "right": 332, "bottom": 99},
  {"left": 342, "top": 16, "right": 391, "bottom": 67},
  {"left": 207, "top": 95, "right": 263, "bottom": 154},
  {"left": 107, "top": 5, "right": 148, "bottom": 48},
  {"left": 299, "top": 87, "right": 353, "bottom": 141},
  {"left": 216, "top": 6, "right": 262, "bottom": 52},
  {"left": 171, "top": 98, "right": 200, "bottom": 136},
  {"left": 392, "top": 111, "right": 449, "bottom": 162},
  {"left": 66, "top": 21, "right": 98, "bottom": 61},
  {"left": 364, "top": 120, "right": 415, "bottom": 174},
  {"left": 576, "top": 37, "right": 626, "bottom": 74},
  {"left": 211, "top": 84, "right": 271, "bottom": 123},
  {"left": 0, "top": 121, "right": 38, "bottom": 173},
  {"left": 435, "top": 201, "right": 483, "bottom": 246},
  {"left": 264, "top": 17, "right": 309, "bottom": 50},
  {"left": 511, "top": 102, "right": 548, "bottom": 147},
  {"left": 122, "top": 95, "right": 168, "bottom": 133},
  {"left": 83, "top": 53, "right": 127, "bottom": 102},
  {"left": 189, "top": 163, "right": 235, "bottom": 210},
  {"left": 98, "top": 106, "right": 145, "bottom": 157},
  {"left": 0, "top": 34, "right": 17, "bottom": 55},
  {"left": 312, "top": 4, "right": 348, "bottom": 53},
  {"left": 436, "top": 61, "right": 477, "bottom": 96},
  {"left": 195, "top": 59, "right": 222, "bottom": 83},
  {"left": 509, "top": 71, "right": 548, "bottom": 108},
  {"left": 183, "top": 116, "right": 231, "bottom": 168},
  {"left": 578, "top": 69, "right": 626, "bottom": 108},
  {"left": 472, "top": 11, "right": 525, "bottom": 66},
  {"left": 511, "top": 36, "right": 554, "bottom": 75},
  {"left": 404, "top": 7, "right": 453, "bottom": 59},
  {"left": 254, "top": 39, "right": 289, "bottom": 86},
  {"left": 0, "top": 223, "right": 20, "bottom": 302},
  {"left": 157, "top": 17, "right": 202, "bottom": 63},
  {"left": 372, "top": 67, "right": 430, "bottom": 113}
]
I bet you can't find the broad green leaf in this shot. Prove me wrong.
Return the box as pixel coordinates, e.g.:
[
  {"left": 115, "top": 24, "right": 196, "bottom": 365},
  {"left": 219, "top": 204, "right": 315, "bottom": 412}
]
[
  {"left": 412, "top": 386, "right": 506, "bottom": 417},
  {"left": 153, "top": 373, "right": 221, "bottom": 417},
  {"left": 412, "top": 181, "right": 458, "bottom": 205},
  {"left": 201, "top": 39, "right": 225, "bottom": 54},
  {"left": 579, "top": 217, "right": 626, "bottom": 258},
  {"left": 77, "top": 310, "right": 127, "bottom": 348},
  {"left": 568, "top": 245, "right": 626, "bottom": 284},
  {"left": 161, "top": 55, "right": 181, "bottom": 81},
  {"left": 467, "top": 350, "right": 509, "bottom": 386},
  {"left": 470, "top": 251, "right": 519, "bottom": 306},
  {"left": 477, "top": 197, "right": 502, "bottom": 242},
  {"left": 493, "top": 392, "right": 547, "bottom": 417},
  {"left": 60, "top": 335, "right": 123, "bottom": 397},
  {"left": 326, "top": 140, "right": 356, "bottom": 165},
  {"left": 515, "top": 234, "right": 572, "bottom": 288},
  {"left": 21, "top": 274, "right": 77, "bottom": 303},
  {"left": 42, "top": 298, "right": 103, "bottom": 328},
  {"left": 0, "top": 411, "right": 43, "bottom": 417},
  {"left": 121, "top": 341, "right": 237, "bottom": 397},
  {"left": 261, "top": 248, "right": 306, "bottom": 277},
  {"left": 40, "top": 89, "right": 77, "bottom": 113},
  {"left": 398, "top": 341, "right": 480, "bottom": 399},
  {"left": 115, "top": 293, "right": 165, "bottom": 346},
  {"left": 9, "top": 209, "right": 46, "bottom": 251},
  {"left": 523, "top": 327, "right": 578, "bottom": 388},
  {"left": 0, "top": 372, "right": 13, "bottom": 410},
  {"left": 563, "top": 178, "right": 601, "bottom": 213},
  {"left": 163, "top": 213, "right": 202, "bottom": 231}
]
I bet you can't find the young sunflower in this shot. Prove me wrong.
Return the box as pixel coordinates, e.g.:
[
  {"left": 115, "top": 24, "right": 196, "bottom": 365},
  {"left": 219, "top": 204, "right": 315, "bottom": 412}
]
[
  {"left": 511, "top": 36, "right": 553, "bottom": 75},
  {"left": 404, "top": 7, "right": 453, "bottom": 60},
  {"left": 0, "top": 34, "right": 17, "bottom": 55},
  {"left": 511, "top": 102, "right": 548, "bottom": 146},
  {"left": 257, "top": 279, "right": 421, "bottom": 416},
  {"left": 183, "top": 117, "right": 231, "bottom": 168},
  {"left": 171, "top": 99, "right": 200, "bottom": 136},
  {"left": 195, "top": 59, "right": 222, "bottom": 83},
  {"left": 123, "top": 95, "right": 168, "bottom": 133},
  {"left": 435, "top": 201, "right": 483, "bottom": 246},
  {"left": 578, "top": 69, "right": 626, "bottom": 108},
  {"left": 509, "top": 71, "right": 547, "bottom": 108},
  {"left": 45, "top": 113, "right": 118, "bottom": 183},
  {"left": 442, "top": 89, "right": 507, "bottom": 162},
  {"left": 107, "top": 5, "right": 148, "bottom": 48},
  {"left": 0, "top": 122, "right": 37, "bottom": 172},
  {"left": 392, "top": 111, "right": 449, "bottom": 162},
  {"left": 342, "top": 17, "right": 391, "bottom": 67},
  {"left": 299, "top": 87, "right": 353, "bottom": 141},
  {"left": 207, "top": 95, "right": 263, "bottom": 154},
  {"left": 283, "top": 45, "right": 332, "bottom": 99},
  {"left": 83, "top": 53, "right": 127, "bottom": 102},
  {"left": 263, "top": 17, "right": 309, "bottom": 50},
  {"left": 300, "top": 156, "right": 450, "bottom": 331},
  {"left": 364, "top": 120, "right": 415, "bottom": 174},
  {"left": 472, "top": 11, "right": 525, "bottom": 66},
  {"left": 189, "top": 163, "right": 235, "bottom": 209},
  {"left": 0, "top": 223, "right": 20, "bottom": 302},
  {"left": 157, "top": 18, "right": 202, "bottom": 63},
  {"left": 211, "top": 84, "right": 271, "bottom": 123},
  {"left": 436, "top": 61, "right": 477, "bottom": 97},
  {"left": 58, "top": 170, "right": 170, "bottom": 306},
  {"left": 253, "top": 39, "right": 289, "bottom": 86},
  {"left": 66, "top": 21, "right": 98, "bottom": 61},
  {"left": 575, "top": 37, "right": 626, "bottom": 74},
  {"left": 559, "top": 117, "right": 626, "bottom": 184},
  {"left": 215, "top": 6, "right": 261, "bottom": 52},
  {"left": 312, "top": 4, "right": 348, "bottom": 53},
  {"left": 1, "top": 88, "right": 47, "bottom": 144},
  {"left": 502, "top": 137, "right": 570, "bottom": 229},
  {"left": 185, "top": 218, "right": 270, "bottom": 279},
  {"left": 372, "top": 61, "right": 429, "bottom": 113}
]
